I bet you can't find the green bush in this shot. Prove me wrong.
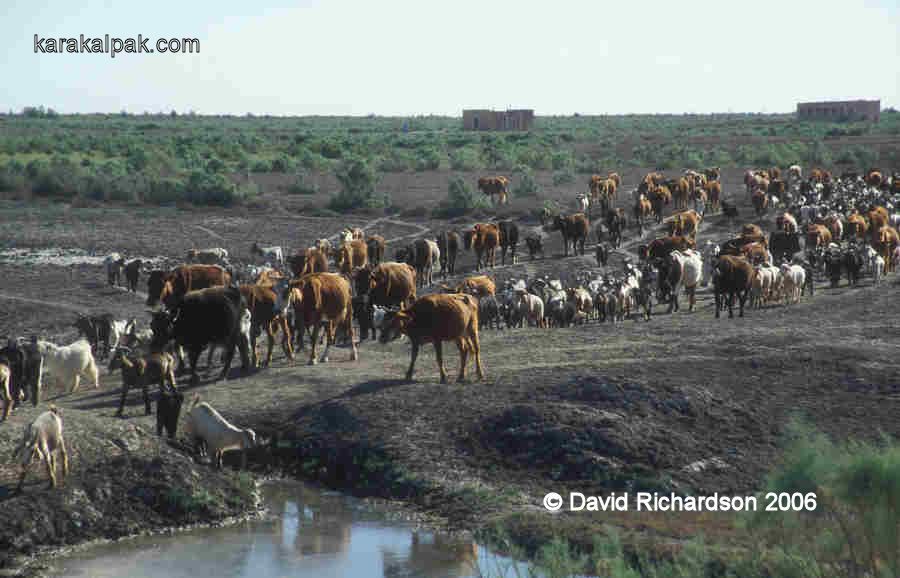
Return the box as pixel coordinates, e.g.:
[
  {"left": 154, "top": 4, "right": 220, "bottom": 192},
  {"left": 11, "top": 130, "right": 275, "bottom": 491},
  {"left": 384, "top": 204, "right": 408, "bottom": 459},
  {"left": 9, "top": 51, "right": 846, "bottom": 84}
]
[
  {"left": 185, "top": 170, "right": 239, "bottom": 206},
  {"left": 271, "top": 155, "right": 295, "bottom": 173},
  {"left": 328, "top": 156, "right": 386, "bottom": 212},
  {"left": 286, "top": 172, "right": 319, "bottom": 195},
  {"left": 432, "top": 176, "right": 489, "bottom": 219},
  {"left": 143, "top": 176, "right": 185, "bottom": 205},
  {"left": 512, "top": 165, "right": 539, "bottom": 198},
  {"left": 449, "top": 147, "right": 483, "bottom": 171},
  {"left": 415, "top": 147, "right": 441, "bottom": 171}
]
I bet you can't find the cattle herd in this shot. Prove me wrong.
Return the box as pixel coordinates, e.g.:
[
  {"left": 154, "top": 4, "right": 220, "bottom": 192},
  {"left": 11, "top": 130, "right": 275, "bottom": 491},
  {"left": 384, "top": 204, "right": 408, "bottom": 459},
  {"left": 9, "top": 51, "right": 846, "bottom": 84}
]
[{"left": 3, "top": 167, "right": 900, "bottom": 490}]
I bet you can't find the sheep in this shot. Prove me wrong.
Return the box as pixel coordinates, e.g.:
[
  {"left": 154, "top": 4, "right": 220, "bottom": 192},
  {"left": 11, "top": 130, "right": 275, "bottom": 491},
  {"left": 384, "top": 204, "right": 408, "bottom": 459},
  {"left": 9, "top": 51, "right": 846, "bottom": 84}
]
[
  {"left": 108, "top": 347, "right": 178, "bottom": 418},
  {"left": 36, "top": 339, "right": 100, "bottom": 393},
  {"left": 187, "top": 395, "right": 257, "bottom": 470},
  {"left": 13, "top": 405, "right": 68, "bottom": 491}
]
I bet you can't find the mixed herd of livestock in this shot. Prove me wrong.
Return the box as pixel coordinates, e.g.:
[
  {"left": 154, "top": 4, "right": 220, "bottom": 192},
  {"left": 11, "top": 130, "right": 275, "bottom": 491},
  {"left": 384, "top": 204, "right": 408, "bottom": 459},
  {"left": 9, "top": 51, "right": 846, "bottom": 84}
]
[{"left": 3, "top": 166, "right": 900, "bottom": 491}]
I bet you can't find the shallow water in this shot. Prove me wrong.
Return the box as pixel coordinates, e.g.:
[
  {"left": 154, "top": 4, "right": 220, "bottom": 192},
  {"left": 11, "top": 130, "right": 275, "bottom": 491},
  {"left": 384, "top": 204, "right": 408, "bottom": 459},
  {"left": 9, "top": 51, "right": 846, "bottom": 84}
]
[{"left": 48, "top": 481, "right": 531, "bottom": 578}]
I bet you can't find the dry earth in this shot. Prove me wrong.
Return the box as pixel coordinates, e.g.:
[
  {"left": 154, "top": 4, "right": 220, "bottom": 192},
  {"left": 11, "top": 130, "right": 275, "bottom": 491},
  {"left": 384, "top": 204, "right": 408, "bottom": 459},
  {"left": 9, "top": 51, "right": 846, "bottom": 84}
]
[{"left": 0, "top": 167, "right": 898, "bottom": 572}]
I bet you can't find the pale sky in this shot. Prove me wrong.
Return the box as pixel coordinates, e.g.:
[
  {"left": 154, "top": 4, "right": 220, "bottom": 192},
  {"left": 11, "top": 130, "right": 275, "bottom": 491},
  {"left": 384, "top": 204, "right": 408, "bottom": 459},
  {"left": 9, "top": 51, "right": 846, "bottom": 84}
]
[{"left": 3, "top": 0, "right": 897, "bottom": 116}]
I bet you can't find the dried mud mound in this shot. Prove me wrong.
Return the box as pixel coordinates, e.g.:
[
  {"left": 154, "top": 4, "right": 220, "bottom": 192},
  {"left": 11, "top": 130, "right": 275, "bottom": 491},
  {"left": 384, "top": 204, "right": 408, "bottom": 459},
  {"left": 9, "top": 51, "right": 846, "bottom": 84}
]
[{"left": 472, "top": 375, "right": 769, "bottom": 492}]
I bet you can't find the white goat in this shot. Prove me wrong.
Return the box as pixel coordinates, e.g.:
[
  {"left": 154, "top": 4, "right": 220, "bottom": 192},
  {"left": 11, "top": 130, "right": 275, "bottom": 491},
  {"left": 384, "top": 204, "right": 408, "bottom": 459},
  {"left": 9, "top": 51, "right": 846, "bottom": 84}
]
[
  {"left": 37, "top": 339, "right": 100, "bottom": 393},
  {"left": 13, "top": 405, "right": 68, "bottom": 490},
  {"left": 187, "top": 396, "right": 257, "bottom": 470},
  {"left": 187, "top": 247, "right": 229, "bottom": 264},
  {"left": 251, "top": 242, "right": 284, "bottom": 267},
  {"left": 104, "top": 253, "right": 125, "bottom": 287}
]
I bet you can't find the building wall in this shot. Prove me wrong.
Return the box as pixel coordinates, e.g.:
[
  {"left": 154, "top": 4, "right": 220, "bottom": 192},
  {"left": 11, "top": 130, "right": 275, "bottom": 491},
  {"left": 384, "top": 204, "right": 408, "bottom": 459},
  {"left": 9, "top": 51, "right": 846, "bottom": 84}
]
[
  {"left": 463, "top": 109, "right": 534, "bottom": 131},
  {"left": 796, "top": 100, "right": 880, "bottom": 122}
]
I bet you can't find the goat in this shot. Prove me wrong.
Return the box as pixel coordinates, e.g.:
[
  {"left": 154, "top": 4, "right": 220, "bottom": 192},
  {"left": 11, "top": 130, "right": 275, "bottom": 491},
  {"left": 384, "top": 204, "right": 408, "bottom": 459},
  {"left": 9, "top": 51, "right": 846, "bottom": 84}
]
[
  {"left": 187, "top": 395, "right": 257, "bottom": 470},
  {"left": 157, "top": 390, "right": 185, "bottom": 439},
  {"left": 36, "top": 339, "right": 100, "bottom": 393},
  {"left": 13, "top": 405, "right": 68, "bottom": 491},
  {"left": 73, "top": 314, "right": 128, "bottom": 359},
  {"left": 108, "top": 347, "right": 178, "bottom": 418},
  {"left": 251, "top": 242, "right": 284, "bottom": 267}
]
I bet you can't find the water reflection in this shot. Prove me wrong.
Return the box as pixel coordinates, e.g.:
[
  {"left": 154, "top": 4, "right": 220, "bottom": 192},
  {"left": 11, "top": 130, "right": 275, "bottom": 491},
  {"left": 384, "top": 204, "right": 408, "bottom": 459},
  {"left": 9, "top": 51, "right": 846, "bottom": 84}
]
[{"left": 49, "top": 481, "right": 526, "bottom": 578}]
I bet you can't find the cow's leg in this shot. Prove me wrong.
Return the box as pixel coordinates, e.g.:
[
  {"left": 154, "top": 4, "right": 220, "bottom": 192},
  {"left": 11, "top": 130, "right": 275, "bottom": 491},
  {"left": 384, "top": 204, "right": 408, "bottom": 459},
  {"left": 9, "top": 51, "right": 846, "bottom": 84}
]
[
  {"left": 433, "top": 341, "right": 448, "bottom": 383},
  {"left": 44, "top": 444, "right": 58, "bottom": 488},
  {"left": 688, "top": 287, "right": 696, "bottom": 312},
  {"left": 470, "top": 325, "right": 485, "bottom": 381},
  {"left": 456, "top": 338, "right": 468, "bottom": 383},
  {"left": 715, "top": 291, "right": 721, "bottom": 319},
  {"left": 309, "top": 322, "right": 321, "bottom": 365},
  {"left": 189, "top": 347, "right": 203, "bottom": 384},
  {"left": 143, "top": 382, "right": 151, "bottom": 416},
  {"left": 405, "top": 340, "right": 420, "bottom": 381},
  {"left": 117, "top": 382, "right": 129, "bottom": 417},
  {"left": 206, "top": 344, "right": 216, "bottom": 369},
  {"left": 71, "top": 374, "right": 80, "bottom": 393},
  {"left": 280, "top": 317, "right": 294, "bottom": 361},
  {"left": 264, "top": 322, "right": 276, "bottom": 366},
  {"left": 345, "top": 314, "right": 358, "bottom": 362}
]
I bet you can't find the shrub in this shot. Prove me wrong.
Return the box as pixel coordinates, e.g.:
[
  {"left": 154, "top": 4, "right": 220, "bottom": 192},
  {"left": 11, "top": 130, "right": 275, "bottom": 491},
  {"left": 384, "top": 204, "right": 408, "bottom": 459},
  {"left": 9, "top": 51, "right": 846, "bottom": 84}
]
[
  {"left": 449, "top": 147, "right": 483, "bottom": 171},
  {"left": 271, "top": 155, "right": 295, "bottom": 173},
  {"left": 512, "top": 165, "right": 539, "bottom": 198},
  {"left": 185, "top": 170, "right": 239, "bottom": 206},
  {"left": 286, "top": 172, "right": 319, "bottom": 195},
  {"left": 552, "top": 170, "right": 575, "bottom": 186},
  {"left": 143, "top": 176, "right": 185, "bottom": 205},
  {"left": 432, "top": 176, "right": 489, "bottom": 219},
  {"left": 328, "top": 156, "right": 387, "bottom": 213},
  {"left": 250, "top": 158, "right": 271, "bottom": 173},
  {"left": 415, "top": 147, "right": 441, "bottom": 171}
]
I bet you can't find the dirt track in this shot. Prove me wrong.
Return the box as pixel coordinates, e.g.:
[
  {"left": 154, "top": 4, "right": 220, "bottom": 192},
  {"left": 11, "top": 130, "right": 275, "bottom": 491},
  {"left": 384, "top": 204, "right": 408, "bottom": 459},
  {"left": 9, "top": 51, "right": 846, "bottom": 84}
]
[{"left": 0, "top": 166, "right": 898, "bottom": 570}]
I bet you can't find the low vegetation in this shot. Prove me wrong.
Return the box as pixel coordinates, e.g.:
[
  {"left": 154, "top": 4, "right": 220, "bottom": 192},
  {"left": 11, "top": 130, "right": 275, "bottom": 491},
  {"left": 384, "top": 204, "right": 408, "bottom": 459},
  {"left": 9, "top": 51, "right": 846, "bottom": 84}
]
[{"left": 1, "top": 109, "right": 898, "bottom": 210}]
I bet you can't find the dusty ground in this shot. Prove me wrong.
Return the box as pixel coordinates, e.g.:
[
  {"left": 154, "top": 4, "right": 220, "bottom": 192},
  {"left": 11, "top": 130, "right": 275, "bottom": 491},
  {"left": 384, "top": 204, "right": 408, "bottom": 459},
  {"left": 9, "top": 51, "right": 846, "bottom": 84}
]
[{"left": 0, "top": 167, "right": 898, "bottom": 572}]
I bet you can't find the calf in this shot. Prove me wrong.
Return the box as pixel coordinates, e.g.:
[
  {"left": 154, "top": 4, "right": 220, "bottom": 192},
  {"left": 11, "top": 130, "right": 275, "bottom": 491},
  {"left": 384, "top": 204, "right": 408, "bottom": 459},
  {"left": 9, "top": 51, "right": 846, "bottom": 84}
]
[
  {"left": 156, "top": 390, "right": 185, "bottom": 440},
  {"left": 13, "top": 405, "right": 68, "bottom": 491},
  {"left": 525, "top": 235, "right": 545, "bottom": 260},
  {"left": 124, "top": 259, "right": 142, "bottom": 292}
]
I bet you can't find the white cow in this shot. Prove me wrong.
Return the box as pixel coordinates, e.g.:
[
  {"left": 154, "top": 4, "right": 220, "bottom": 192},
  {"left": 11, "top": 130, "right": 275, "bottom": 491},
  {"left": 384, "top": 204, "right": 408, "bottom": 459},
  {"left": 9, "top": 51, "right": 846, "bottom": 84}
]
[
  {"left": 668, "top": 249, "right": 703, "bottom": 312},
  {"left": 516, "top": 291, "right": 545, "bottom": 328}
]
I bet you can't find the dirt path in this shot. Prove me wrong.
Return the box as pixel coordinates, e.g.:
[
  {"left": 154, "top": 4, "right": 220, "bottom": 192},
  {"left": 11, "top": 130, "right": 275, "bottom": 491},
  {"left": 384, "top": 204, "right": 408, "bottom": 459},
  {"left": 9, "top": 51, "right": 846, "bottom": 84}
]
[{"left": 0, "top": 292, "right": 85, "bottom": 312}]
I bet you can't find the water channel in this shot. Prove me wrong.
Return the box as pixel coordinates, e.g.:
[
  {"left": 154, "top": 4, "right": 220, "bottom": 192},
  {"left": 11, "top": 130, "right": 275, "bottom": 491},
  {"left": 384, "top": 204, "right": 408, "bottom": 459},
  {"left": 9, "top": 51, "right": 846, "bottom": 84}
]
[{"left": 48, "top": 481, "right": 533, "bottom": 578}]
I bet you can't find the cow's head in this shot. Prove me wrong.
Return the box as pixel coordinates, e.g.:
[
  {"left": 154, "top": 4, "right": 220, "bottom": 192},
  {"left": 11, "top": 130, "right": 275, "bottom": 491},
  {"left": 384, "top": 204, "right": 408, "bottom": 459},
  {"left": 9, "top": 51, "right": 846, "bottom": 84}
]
[{"left": 379, "top": 310, "right": 410, "bottom": 344}]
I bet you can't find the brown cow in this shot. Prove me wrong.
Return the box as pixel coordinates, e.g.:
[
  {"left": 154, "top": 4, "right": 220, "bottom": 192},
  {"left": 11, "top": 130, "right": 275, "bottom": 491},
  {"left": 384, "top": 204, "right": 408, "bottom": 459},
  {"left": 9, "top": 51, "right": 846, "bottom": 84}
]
[
  {"left": 457, "top": 275, "right": 496, "bottom": 297},
  {"left": 291, "top": 273, "right": 357, "bottom": 365},
  {"left": 239, "top": 283, "right": 293, "bottom": 367},
  {"left": 712, "top": 255, "right": 754, "bottom": 319},
  {"left": 147, "top": 265, "right": 230, "bottom": 309},
  {"left": 607, "top": 172, "right": 621, "bottom": 188},
  {"left": 868, "top": 206, "right": 889, "bottom": 232},
  {"left": 703, "top": 181, "right": 721, "bottom": 213},
  {"left": 437, "top": 231, "right": 460, "bottom": 277},
  {"left": 289, "top": 247, "right": 329, "bottom": 278},
  {"left": 669, "top": 210, "right": 702, "bottom": 238},
  {"left": 379, "top": 294, "right": 484, "bottom": 384},
  {"left": 846, "top": 214, "right": 868, "bottom": 240},
  {"left": 804, "top": 224, "right": 832, "bottom": 252},
  {"left": 336, "top": 240, "right": 368, "bottom": 278},
  {"left": 412, "top": 238, "right": 435, "bottom": 287},
  {"left": 470, "top": 223, "right": 500, "bottom": 270},
  {"left": 776, "top": 212, "right": 798, "bottom": 234},
  {"left": 742, "top": 223, "right": 764, "bottom": 238},
  {"left": 369, "top": 262, "right": 417, "bottom": 309},
  {"left": 633, "top": 195, "right": 653, "bottom": 235},
  {"left": 477, "top": 177, "right": 509, "bottom": 205},
  {"left": 589, "top": 175, "right": 609, "bottom": 205},
  {"left": 642, "top": 236, "right": 696, "bottom": 261},
  {"left": 872, "top": 225, "right": 900, "bottom": 273},
  {"left": 549, "top": 214, "right": 589, "bottom": 257},
  {"left": 366, "top": 235, "right": 386, "bottom": 266},
  {"left": 751, "top": 190, "right": 768, "bottom": 216},
  {"left": 865, "top": 170, "right": 883, "bottom": 188},
  {"left": 740, "top": 242, "right": 769, "bottom": 265},
  {"left": 672, "top": 177, "right": 690, "bottom": 210}
]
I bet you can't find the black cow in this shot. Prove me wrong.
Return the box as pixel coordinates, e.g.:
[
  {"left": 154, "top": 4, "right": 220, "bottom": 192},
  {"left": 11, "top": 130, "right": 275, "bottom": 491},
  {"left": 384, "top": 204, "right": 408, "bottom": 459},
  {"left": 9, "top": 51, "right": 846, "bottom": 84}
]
[
  {"left": 478, "top": 295, "right": 502, "bottom": 330},
  {"left": 525, "top": 236, "right": 544, "bottom": 260},
  {"left": 824, "top": 250, "right": 843, "bottom": 288},
  {"left": 124, "top": 259, "right": 142, "bottom": 293},
  {"left": 497, "top": 221, "right": 519, "bottom": 266},
  {"left": 150, "top": 285, "right": 251, "bottom": 385},
  {"left": 352, "top": 294, "right": 377, "bottom": 341},
  {"left": 843, "top": 250, "right": 863, "bottom": 287},
  {"left": 769, "top": 231, "right": 801, "bottom": 264},
  {"left": 0, "top": 337, "right": 43, "bottom": 415}
]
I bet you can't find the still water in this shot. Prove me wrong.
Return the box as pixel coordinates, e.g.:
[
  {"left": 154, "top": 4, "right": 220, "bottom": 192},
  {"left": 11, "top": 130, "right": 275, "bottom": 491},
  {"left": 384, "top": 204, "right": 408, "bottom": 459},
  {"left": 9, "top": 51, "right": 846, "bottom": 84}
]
[{"left": 49, "top": 481, "right": 532, "bottom": 578}]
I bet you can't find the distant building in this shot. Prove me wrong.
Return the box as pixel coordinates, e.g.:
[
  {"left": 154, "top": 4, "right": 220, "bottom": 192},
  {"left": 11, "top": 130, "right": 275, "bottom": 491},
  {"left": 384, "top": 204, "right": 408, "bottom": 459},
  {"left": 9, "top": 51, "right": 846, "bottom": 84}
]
[
  {"left": 462, "top": 109, "right": 534, "bottom": 131},
  {"left": 796, "top": 99, "right": 880, "bottom": 122}
]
